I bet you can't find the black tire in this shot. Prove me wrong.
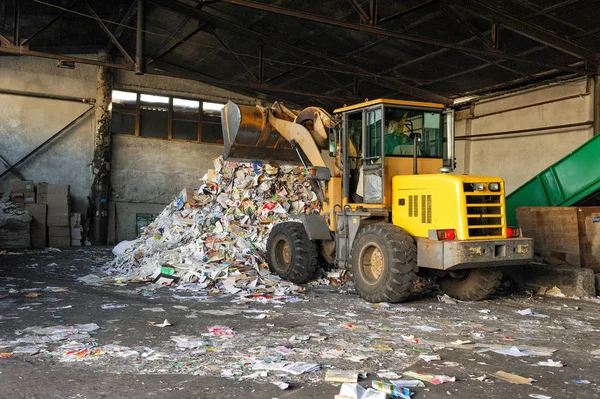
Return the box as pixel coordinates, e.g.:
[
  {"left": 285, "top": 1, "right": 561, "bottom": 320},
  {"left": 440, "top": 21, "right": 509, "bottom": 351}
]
[
  {"left": 351, "top": 223, "right": 418, "bottom": 303},
  {"left": 266, "top": 222, "right": 318, "bottom": 284},
  {"left": 438, "top": 268, "right": 502, "bottom": 301}
]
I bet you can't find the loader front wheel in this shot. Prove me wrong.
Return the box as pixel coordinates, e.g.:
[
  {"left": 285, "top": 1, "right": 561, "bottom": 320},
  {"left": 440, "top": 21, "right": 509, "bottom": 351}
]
[
  {"left": 438, "top": 268, "right": 502, "bottom": 301},
  {"left": 267, "top": 222, "right": 318, "bottom": 284},
  {"left": 351, "top": 223, "right": 418, "bottom": 303}
]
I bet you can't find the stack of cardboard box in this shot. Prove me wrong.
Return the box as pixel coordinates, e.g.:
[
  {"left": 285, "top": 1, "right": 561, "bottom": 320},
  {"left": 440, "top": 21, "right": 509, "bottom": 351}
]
[
  {"left": 10, "top": 181, "right": 36, "bottom": 208},
  {"left": 24, "top": 203, "right": 47, "bottom": 248},
  {"left": 46, "top": 184, "right": 71, "bottom": 247},
  {"left": 71, "top": 213, "right": 83, "bottom": 247}
]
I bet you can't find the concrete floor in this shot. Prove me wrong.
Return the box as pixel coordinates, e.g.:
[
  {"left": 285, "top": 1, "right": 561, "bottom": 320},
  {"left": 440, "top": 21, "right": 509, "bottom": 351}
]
[{"left": 1, "top": 248, "right": 600, "bottom": 399}]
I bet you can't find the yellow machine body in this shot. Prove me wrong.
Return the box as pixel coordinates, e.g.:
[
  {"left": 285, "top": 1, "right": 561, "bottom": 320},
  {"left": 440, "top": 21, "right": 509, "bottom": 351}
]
[{"left": 391, "top": 174, "right": 507, "bottom": 240}]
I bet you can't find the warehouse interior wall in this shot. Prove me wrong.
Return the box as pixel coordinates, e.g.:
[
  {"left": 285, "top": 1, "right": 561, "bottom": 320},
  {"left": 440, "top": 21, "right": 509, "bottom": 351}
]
[
  {"left": 2, "top": 56, "right": 597, "bottom": 244},
  {"left": 0, "top": 56, "right": 97, "bottom": 215},
  {"left": 453, "top": 78, "right": 594, "bottom": 194},
  {"left": 0, "top": 55, "right": 257, "bottom": 243}
]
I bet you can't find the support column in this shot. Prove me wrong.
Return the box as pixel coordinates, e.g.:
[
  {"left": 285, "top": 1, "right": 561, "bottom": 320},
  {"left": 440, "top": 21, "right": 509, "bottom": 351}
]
[
  {"left": 593, "top": 75, "right": 600, "bottom": 136},
  {"left": 135, "top": 0, "right": 146, "bottom": 74},
  {"left": 90, "top": 50, "right": 113, "bottom": 245}
]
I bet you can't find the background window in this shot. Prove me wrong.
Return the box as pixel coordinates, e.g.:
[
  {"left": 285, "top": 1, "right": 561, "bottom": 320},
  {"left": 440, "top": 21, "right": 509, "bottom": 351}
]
[
  {"left": 111, "top": 90, "right": 137, "bottom": 135},
  {"left": 173, "top": 98, "right": 200, "bottom": 141},
  {"left": 140, "top": 94, "right": 169, "bottom": 139},
  {"left": 202, "top": 102, "right": 224, "bottom": 143},
  {"left": 111, "top": 91, "right": 225, "bottom": 144}
]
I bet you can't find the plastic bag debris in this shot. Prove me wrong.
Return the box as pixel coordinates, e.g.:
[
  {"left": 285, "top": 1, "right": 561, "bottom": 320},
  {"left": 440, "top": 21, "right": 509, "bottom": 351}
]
[
  {"left": 170, "top": 335, "right": 206, "bottom": 349},
  {"left": 335, "top": 384, "right": 386, "bottom": 399},
  {"left": 529, "top": 395, "right": 552, "bottom": 399},
  {"left": 517, "top": 308, "right": 549, "bottom": 318},
  {"left": 419, "top": 354, "right": 441, "bottom": 361},
  {"left": 537, "top": 359, "right": 563, "bottom": 367}
]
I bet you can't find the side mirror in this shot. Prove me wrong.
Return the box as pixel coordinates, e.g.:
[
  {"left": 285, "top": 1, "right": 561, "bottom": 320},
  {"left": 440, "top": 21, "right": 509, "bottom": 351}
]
[{"left": 328, "top": 128, "right": 338, "bottom": 157}]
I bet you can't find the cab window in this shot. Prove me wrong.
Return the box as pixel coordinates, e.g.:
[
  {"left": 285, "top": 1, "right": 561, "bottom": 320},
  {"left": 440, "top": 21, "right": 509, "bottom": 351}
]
[{"left": 383, "top": 107, "right": 443, "bottom": 158}]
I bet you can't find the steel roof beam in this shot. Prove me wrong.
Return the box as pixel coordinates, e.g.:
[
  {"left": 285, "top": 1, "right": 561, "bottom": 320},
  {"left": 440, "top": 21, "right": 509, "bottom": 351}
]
[
  {"left": 147, "top": 24, "right": 205, "bottom": 66},
  {"left": 440, "top": 1, "right": 494, "bottom": 48},
  {"left": 107, "top": 0, "right": 138, "bottom": 52},
  {"left": 21, "top": 0, "right": 82, "bottom": 46},
  {"left": 210, "top": 26, "right": 258, "bottom": 81},
  {"left": 216, "top": 0, "right": 594, "bottom": 75},
  {"left": 85, "top": 2, "right": 134, "bottom": 64},
  {"left": 150, "top": 0, "right": 452, "bottom": 104},
  {"left": 377, "top": 0, "right": 437, "bottom": 24},
  {"left": 454, "top": 0, "right": 600, "bottom": 63},
  {"left": 347, "top": 0, "right": 369, "bottom": 23},
  {"left": 149, "top": 61, "right": 360, "bottom": 102}
]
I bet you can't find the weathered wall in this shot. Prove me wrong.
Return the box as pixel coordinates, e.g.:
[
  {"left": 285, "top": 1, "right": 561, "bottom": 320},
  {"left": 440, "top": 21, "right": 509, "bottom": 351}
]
[
  {"left": 108, "top": 71, "right": 257, "bottom": 242},
  {"left": 454, "top": 78, "right": 594, "bottom": 194},
  {"left": 107, "top": 136, "right": 225, "bottom": 243},
  {"left": 0, "top": 55, "right": 257, "bottom": 244},
  {"left": 0, "top": 56, "right": 97, "bottom": 214}
]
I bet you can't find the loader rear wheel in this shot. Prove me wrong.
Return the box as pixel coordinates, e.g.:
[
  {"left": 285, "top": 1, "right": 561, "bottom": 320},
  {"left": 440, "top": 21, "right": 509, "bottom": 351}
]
[
  {"left": 267, "top": 222, "right": 318, "bottom": 284},
  {"left": 438, "top": 268, "right": 502, "bottom": 301},
  {"left": 351, "top": 223, "right": 418, "bottom": 303}
]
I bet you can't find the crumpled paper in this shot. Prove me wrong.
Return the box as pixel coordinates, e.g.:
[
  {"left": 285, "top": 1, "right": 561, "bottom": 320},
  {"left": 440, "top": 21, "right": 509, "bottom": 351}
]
[{"left": 102, "top": 157, "right": 322, "bottom": 297}]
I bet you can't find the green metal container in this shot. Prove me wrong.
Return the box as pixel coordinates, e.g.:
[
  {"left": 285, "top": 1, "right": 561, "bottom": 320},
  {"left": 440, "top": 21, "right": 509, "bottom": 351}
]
[{"left": 506, "top": 133, "right": 600, "bottom": 226}]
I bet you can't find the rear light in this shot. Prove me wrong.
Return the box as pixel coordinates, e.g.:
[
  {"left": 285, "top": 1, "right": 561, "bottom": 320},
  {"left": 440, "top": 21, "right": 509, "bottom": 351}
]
[
  {"left": 507, "top": 227, "right": 521, "bottom": 238},
  {"left": 437, "top": 229, "right": 456, "bottom": 240}
]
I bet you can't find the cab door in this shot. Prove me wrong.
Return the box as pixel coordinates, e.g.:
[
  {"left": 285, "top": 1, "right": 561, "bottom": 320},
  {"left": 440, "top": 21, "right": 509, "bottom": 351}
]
[{"left": 362, "top": 106, "right": 385, "bottom": 203}]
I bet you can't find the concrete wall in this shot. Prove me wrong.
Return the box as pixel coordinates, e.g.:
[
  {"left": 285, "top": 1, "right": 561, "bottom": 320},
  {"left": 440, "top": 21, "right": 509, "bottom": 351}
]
[
  {"left": 454, "top": 78, "right": 595, "bottom": 194},
  {"left": 0, "top": 55, "right": 257, "bottom": 244},
  {"left": 0, "top": 56, "right": 97, "bottom": 214}
]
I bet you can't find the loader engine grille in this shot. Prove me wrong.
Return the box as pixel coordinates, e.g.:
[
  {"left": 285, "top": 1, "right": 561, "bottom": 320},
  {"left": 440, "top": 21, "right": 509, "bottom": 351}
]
[
  {"left": 408, "top": 194, "right": 432, "bottom": 224},
  {"left": 465, "top": 191, "right": 504, "bottom": 238}
]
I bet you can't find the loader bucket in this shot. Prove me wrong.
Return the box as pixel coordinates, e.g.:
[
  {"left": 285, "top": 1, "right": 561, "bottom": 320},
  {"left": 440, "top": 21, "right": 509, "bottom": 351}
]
[{"left": 221, "top": 101, "right": 299, "bottom": 164}]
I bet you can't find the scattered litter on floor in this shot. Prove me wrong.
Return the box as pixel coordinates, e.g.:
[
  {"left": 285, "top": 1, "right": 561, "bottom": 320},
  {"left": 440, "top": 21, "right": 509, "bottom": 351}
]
[
  {"left": 402, "top": 370, "right": 455, "bottom": 385},
  {"left": 537, "top": 359, "right": 564, "bottom": 367},
  {"left": 517, "top": 308, "right": 549, "bottom": 318},
  {"left": 324, "top": 369, "right": 359, "bottom": 382},
  {"left": 391, "top": 379, "right": 425, "bottom": 388},
  {"left": 490, "top": 370, "right": 535, "bottom": 384},
  {"left": 149, "top": 319, "right": 172, "bottom": 328},
  {"left": 371, "top": 380, "right": 411, "bottom": 398}
]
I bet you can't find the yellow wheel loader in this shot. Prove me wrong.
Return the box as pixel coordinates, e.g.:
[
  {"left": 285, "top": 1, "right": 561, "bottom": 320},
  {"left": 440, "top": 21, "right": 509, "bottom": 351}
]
[{"left": 221, "top": 99, "right": 533, "bottom": 302}]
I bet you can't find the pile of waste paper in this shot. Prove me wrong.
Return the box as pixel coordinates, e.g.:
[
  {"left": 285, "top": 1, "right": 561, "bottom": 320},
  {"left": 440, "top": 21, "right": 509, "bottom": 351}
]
[{"left": 103, "top": 157, "right": 324, "bottom": 296}]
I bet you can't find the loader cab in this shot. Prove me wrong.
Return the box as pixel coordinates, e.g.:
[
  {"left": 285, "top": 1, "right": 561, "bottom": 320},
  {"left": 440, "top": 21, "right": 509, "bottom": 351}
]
[{"left": 332, "top": 99, "right": 453, "bottom": 207}]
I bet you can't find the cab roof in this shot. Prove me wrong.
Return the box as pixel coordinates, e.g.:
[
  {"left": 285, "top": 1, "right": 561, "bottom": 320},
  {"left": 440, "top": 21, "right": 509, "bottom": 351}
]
[{"left": 334, "top": 98, "right": 446, "bottom": 114}]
